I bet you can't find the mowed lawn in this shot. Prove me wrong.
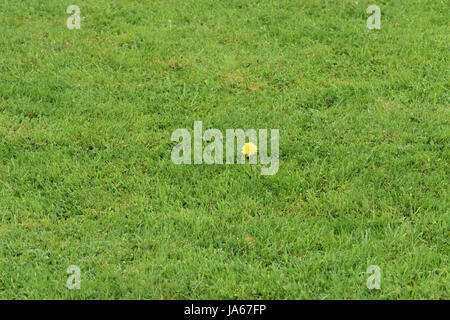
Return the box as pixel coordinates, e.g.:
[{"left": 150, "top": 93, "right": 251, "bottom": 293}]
[{"left": 0, "top": 0, "right": 448, "bottom": 299}]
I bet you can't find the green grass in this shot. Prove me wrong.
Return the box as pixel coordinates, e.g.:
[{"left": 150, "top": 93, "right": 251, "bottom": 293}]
[{"left": 0, "top": 0, "right": 448, "bottom": 299}]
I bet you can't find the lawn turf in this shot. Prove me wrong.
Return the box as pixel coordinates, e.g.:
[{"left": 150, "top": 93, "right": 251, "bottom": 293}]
[{"left": 0, "top": 0, "right": 448, "bottom": 299}]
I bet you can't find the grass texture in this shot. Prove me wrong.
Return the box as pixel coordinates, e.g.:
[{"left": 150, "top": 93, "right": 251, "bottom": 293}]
[{"left": 0, "top": 0, "right": 448, "bottom": 299}]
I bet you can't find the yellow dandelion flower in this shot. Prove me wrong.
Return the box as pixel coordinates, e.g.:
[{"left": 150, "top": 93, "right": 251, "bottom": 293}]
[{"left": 242, "top": 142, "right": 257, "bottom": 156}]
